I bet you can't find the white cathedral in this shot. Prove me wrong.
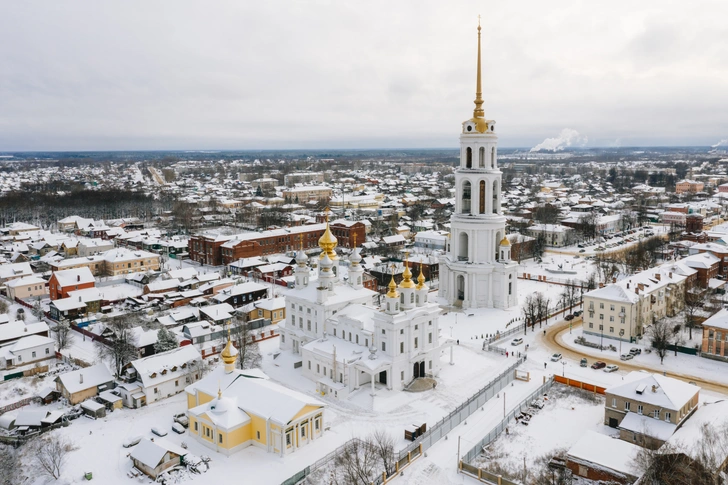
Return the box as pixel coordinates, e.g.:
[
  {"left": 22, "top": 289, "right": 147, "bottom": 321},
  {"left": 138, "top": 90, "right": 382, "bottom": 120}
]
[
  {"left": 438, "top": 22, "right": 518, "bottom": 309},
  {"left": 279, "top": 218, "right": 448, "bottom": 399}
]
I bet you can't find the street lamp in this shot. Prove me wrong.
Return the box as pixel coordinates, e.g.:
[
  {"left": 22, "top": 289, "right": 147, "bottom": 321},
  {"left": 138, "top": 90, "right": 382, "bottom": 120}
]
[
  {"left": 561, "top": 361, "right": 566, "bottom": 377},
  {"left": 619, "top": 329, "right": 625, "bottom": 356},
  {"left": 600, "top": 324, "right": 604, "bottom": 351}
]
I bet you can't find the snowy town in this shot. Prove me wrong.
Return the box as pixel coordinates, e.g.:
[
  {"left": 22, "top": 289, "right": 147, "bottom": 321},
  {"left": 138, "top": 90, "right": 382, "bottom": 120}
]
[{"left": 2, "top": 3, "right": 728, "bottom": 485}]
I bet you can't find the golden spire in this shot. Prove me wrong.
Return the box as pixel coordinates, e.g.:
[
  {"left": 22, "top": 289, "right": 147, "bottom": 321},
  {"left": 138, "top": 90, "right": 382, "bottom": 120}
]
[
  {"left": 473, "top": 16, "right": 484, "bottom": 120},
  {"left": 416, "top": 261, "right": 426, "bottom": 290},
  {"left": 221, "top": 327, "right": 237, "bottom": 366},
  {"left": 217, "top": 380, "right": 222, "bottom": 399},
  {"left": 399, "top": 252, "right": 415, "bottom": 289},
  {"left": 352, "top": 232, "right": 357, "bottom": 247},
  {"left": 318, "top": 207, "right": 338, "bottom": 259},
  {"left": 386, "top": 263, "right": 399, "bottom": 298}
]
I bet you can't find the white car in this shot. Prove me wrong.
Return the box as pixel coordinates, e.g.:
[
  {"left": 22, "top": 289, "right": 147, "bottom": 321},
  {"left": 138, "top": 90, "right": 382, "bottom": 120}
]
[
  {"left": 604, "top": 364, "right": 619, "bottom": 373},
  {"left": 511, "top": 337, "right": 524, "bottom": 346},
  {"left": 151, "top": 427, "right": 168, "bottom": 437},
  {"left": 550, "top": 353, "right": 562, "bottom": 362}
]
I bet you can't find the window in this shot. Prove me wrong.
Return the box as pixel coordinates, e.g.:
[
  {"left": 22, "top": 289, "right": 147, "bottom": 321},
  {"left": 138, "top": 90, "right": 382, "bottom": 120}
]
[
  {"left": 612, "top": 398, "right": 617, "bottom": 408},
  {"left": 609, "top": 327, "right": 614, "bottom": 333},
  {"left": 219, "top": 434, "right": 223, "bottom": 444},
  {"left": 414, "top": 337, "right": 418, "bottom": 349},
  {"left": 286, "top": 433, "right": 291, "bottom": 446},
  {"left": 610, "top": 305, "right": 615, "bottom": 311},
  {"left": 599, "top": 303, "right": 604, "bottom": 309},
  {"left": 589, "top": 323, "right": 593, "bottom": 328},
  {"left": 382, "top": 329, "right": 385, "bottom": 335},
  {"left": 194, "top": 422, "right": 198, "bottom": 431},
  {"left": 307, "top": 320, "right": 311, "bottom": 331},
  {"left": 175, "top": 380, "right": 179, "bottom": 387},
  {"left": 154, "top": 387, "right": 158, "bottom": 394},
  {"left": 415, "top": 324, "right": 418, "bottom": 330},
  {"left": 429, "top": 333, "right": 432, "bottom": 344},
  {"left": 308, "top": 361, "right": 311, "bottom": 370},
  {"left": 653, "top": 410, "right": 660, "bottom": 419},
  {"left": 400, "top": 342, "right": 404, "bottom": 354},
  {"left": 315, "top": 419, "right": 320, "bottom": 430},
  {"left": 301, "top": 426, "right": 306, "bottom": 437},
  {"left": 281, "top": 334, "right": 285, "bottom": 343},
  {"left": 45, "top": 348, "right": 50, "bottom": 355},
  {"left": 599, "top": 325, "right": 603, "bottom": 331},
  {"left": 429, "top": 360, "right": 432, "bottom": 369},
  {"left": 625, "top": 402, "right": 631, "bottom": 411},
  {"left": 609, "top": 316, "right": 614, "bottom": 322},
  {"left": 599, "top": 314, "right": 604, "bottom": 320},
  {"left": 257, "top": 431, "right": 261, "bottom": 440},
  {"left": 32, "top": 351, "right": 36, "bottom": 358},
  {"left": 621, "top": 306, "right": 625, "bottom": 313},
  {"left": 317, "top": 364, "right": 320, "bottom": 373},
  {"left": 356, "top": 335, "right": 359, "bottom": 344},
  {"left": 665, "top": 412, "right": 671, "bottom": 422},
  {"left": 382, "top": 342, "right": 386, "bottom": 351},
  {"left": 638, "top": 405, "right": 643, "bottom": 415},
  {"left": 400, "top": 329, "right": 404, "bottom": 335}
]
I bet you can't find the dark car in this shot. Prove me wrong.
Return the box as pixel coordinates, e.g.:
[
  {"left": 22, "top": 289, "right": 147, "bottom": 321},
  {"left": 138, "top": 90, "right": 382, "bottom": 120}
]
[
  {"left": 573, "top": 310, "right": 582, "bottom": 317},
  {"left": 565, "top": 314, "right": 575, "bottom": 321},
  {"left": 591, "top": 361, "right": 606, "bottom": 370}
]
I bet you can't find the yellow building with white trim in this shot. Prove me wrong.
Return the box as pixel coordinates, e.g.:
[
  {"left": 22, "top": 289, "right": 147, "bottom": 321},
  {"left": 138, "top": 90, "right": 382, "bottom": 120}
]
[{"left": 185, "top": 336, "right": 325, "bottom": 456}]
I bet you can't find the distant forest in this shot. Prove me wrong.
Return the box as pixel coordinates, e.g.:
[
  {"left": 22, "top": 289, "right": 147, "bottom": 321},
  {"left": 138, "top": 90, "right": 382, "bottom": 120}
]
[{"left": 0, "top": 187, "right": 169, "bottom": 229}]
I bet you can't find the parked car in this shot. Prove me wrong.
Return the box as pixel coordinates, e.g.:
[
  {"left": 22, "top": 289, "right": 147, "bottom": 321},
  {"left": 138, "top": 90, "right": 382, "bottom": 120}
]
[
  {"left": 620, "top": 353, "right": 633, "bottom": 361},
  {"left": 565, "top": 314, "right": 575, "bottom": 321},
  {"left": 573, "top": 310, "right": 582, "bottom": 317},
  {"left": 151, "top": 427, "right": 168, "bottom": 437},
  {"left": 550, "top": 353, "right": 562, "bottom": 362},
  {"left": 629, "top": 348, "right": 642, "bottom": 356},
  {"left": 591, "top": 361, "right": 606, "bottom": 370},
  {"left": 122, "top": 436, "right": 143, "bottom": 448},
  {"left": 580, "top": 358, "right": 588, "bottom": 367},
  {"left": 604, "top": 364, "right": 619, "bottom": 373},
  {"left": 579, "top": 249, "right": 586, "bottom": 253},
  {"left": 172, "top": 423, "right": 186, "bottom": 434},
  {"left": 511, "top": 337, "right": 524, "bottom": 346},
  {"left": 173, "top": 413, "right": 189, "bottom": 428}
]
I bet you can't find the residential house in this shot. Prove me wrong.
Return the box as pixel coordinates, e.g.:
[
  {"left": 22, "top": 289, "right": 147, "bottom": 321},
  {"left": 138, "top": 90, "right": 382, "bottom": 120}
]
[
  {"left": 77, "top": 238, "right": 114, "bottom": 257},
  {"left": 0, "top": 262, "right": 33, "bottom": 284},
  {"left": 0, "top": 335, "right": 55, "bottom": 369},
  {"left": 212, "top": 282, "right": 268, "bottom": 308},
  {"left": 130, "top": 439, "right": 188, "bottom": 480},
  {"left": 247, "top": 297, "right": 286, "bottom": 325},
  {"left": 6, "top": 276, "right": 47, "bottom": 301},
  {"left": 526, "top": 224, "right": 574, "bottom": 247},
  {"left": 0, "top": 321, "right": 50, "bottom": 346},
  {"left": 122, "top": 346, "right": 202, "bottom": 406},
  {"left": 56, "top": 363, "right": 115, "bottom": 405},
  {"left": 699, "top": 308, "right": 728, "bottom": 362},
  {"left": 102, "top": 248, "right": 160, "bottom": 276},
  {"left": 604, "top": 373, "right": 700, "bottom": 449},
  {"left": 414, "top": 230, "right": 449, "bottom": 251},
  {"left": 48, "top": 267, "right": 95, "bottom": 300},
  {"left": 566, "top": 431, "right": 640, "bottom": 484},
  {"left": 676, "top": 179, "right": 705, "bottom": 194}
]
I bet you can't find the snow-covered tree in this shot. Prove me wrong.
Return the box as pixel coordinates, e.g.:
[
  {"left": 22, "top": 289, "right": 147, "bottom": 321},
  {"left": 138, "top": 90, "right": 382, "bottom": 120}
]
[
  {"left": 53, "top": 320, "right": 73, "bottom": 351},
  {"left": 154, "top": 327, "right": 178, "bottom": 354}
]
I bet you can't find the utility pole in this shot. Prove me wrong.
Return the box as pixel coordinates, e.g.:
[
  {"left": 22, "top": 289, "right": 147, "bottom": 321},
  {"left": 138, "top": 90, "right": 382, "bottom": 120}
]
[
  {"left": 503, "top": 391, "right": 506, "bottom": 418},
  {"left": 457, "top": 436, "right": 461, "bottom": 472}
]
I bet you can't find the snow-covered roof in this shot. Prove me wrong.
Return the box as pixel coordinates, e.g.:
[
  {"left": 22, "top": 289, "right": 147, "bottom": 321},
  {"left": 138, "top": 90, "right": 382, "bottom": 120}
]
[
  {"left": 131, "top": 345, "right": 201, "bottom": 389},
  {"left": 57, "top": 363, "right": 113, "bottom": 394},
  {"left": 7, "top": 335, "right": 54, "bottom": 353},
  {"left": 699, "top": 307, "right": 728, "bottom": 331},
  {"left": 80, "top": 399, "right": 105, "bottom": 412},
  {"left": 167, "top": 267, "right": 198, "bottom": 280},
  {"left": 0, "top": 321, "right": 49, "bottom": 343},
  {"left": 567, "top": 431, "right": 640, "bottom": 478},
  {"left": 606, "top": 372, "right": 699, "bottom": 412},
  {"left": 618, "top": 411, "right": 676, "bottom": 441},
  {"left": 5, "top": 275, "right": 46, "bottom": 288},
  {"left": 254, "top": 297, "right": 286, "bottom": 311},
  {"left": 130, "top": 438, "right": 187, "bottom": 468},
  {"left": 52, "top": 266, "right": 95, "bottom": 287}
]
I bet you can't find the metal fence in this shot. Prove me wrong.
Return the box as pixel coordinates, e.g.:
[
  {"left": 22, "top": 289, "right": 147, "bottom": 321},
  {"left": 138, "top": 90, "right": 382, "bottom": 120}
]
[
  {"left": 282, "top": 358, "right": 526, "bottom": 485},
  {"left": 462, "top": 377, "right": 555, "bottom": 464}
]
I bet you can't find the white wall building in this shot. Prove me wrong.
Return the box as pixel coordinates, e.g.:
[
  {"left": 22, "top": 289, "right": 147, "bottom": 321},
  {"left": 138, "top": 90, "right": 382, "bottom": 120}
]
[
  {"left": 279, "top": 216, "right": 450, "bottom": 399},
  {"left": 0, "top": 335, "right": 55, "bottom": 369},
  {"left": 438, "top": 25, "right": 518, "bottom": 309}
]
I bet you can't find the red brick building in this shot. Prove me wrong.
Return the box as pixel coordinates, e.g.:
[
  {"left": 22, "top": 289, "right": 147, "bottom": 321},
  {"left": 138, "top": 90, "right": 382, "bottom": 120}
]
[
  {"left": 189, "top": 221, "right": 366, "bottom": 267},
  {"left": 48, "top": 267, "right": 96, "bottom": 300}
]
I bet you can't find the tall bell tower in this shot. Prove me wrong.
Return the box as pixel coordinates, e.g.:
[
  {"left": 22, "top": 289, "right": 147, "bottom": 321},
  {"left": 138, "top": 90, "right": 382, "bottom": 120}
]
[{"left": 438, "top": 20, "right": 518, "bottom": 309}]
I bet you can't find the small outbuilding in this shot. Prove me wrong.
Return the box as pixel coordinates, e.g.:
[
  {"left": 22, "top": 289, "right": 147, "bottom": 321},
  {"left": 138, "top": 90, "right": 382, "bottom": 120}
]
[
  {"left": 129, "top": 438, "right": 187, "bottom": 480},
  {"left": 80, "top": 399, "right": 106, "bottom": 419},
  {"left": 97, "top": 390, "right": 123, "bottom": 411}
]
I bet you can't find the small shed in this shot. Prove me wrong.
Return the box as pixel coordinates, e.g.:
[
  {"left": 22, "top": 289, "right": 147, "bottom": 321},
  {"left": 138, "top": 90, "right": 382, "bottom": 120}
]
[
  {"left": 37, "top": 386, "right": 60, "bottom": 405},
  {"left": 0, "top": 412, "right": 17, "bottom": 430},
  {"left": 14, "top": 409, "right": 48, "bottom": 435},
  {"left": 97, "top": 390, "right": 123, "bottom": 411},
  {"left": 130, "top": 438, "right": 187, "bottom": 480},
  {"left": 40, "top": 410, "right": 64, "bottom": 427},
  {"left": 80, "top": 399, "right": 106, "bottom": 419}
]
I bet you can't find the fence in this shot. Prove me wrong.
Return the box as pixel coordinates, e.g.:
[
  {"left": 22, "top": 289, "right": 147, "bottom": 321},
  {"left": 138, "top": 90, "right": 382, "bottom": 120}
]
[
  {"left": 282, "top": 358, "right": 527, "bottom": 485},
  {"left": 461, "top": 377, "right": 555, "bottom": 465},
  {"left": 0, "top": 397, "right": 41, "bottom": 415},
  {"left": 553, "top": 375, "right": 605, "bottom": 394},
  {"left": 3, "top": 364, "right": 50, "bottom": 382}
]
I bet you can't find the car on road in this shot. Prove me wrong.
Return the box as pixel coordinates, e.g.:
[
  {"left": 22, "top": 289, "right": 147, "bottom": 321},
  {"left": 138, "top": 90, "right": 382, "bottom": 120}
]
[
  {"left": 550, "top": 353, "right": 562, "bottom": 362},
  {"left": 620, "top": 353, "right": 634, "bottom": 361},
  {"left": 565, "top": 314, "right": 574, "bottom": 321},
  {"left": 579, "top": 249, "right": 586, "bottom": 253},
  {"left": 604, "top": 364, "right": 619, "bottom": 373},
  {"left": 580, "top": 358, "right": 588, "bottom": 367},
  {"left": 511, "top": 337, "right": 523, "bottom": 346},
  {"left": 591, "top": 361, "right": 606, "bottom": 370},
  {"left": 629, "top": 348, "right": 641, "bottom": 355}
]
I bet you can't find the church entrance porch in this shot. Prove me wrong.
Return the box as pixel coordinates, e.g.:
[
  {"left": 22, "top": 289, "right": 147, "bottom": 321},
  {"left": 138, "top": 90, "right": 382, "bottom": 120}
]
[
  {"left": 412, "top": 361, "right": 425, "bottom": 378},
  {"left": 456, "top": 274, "right": 465, "bottom": 301},
  {"left": 378, "top": 370, "right": 387, "bottom": 385}
]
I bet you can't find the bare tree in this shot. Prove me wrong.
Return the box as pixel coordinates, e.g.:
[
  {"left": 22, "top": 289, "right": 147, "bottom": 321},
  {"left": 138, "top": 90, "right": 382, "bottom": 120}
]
[
  {"left": 522, "top": 294, "right": 538, "bottom": 335},
  {"left": 52, "top": 320, "right": 73, "bottom": 351},
  {"left": 97, "top": 314, "right": 140, "bottom": 376},
  {"left": 535, "top": 293, "right": 550, "bottom": 328},
  {"left": 683, "top": 287, "right": 706, "bottom": 340},
  {"left": 0, "top": 299, "right": 8, "bottom": 314},
  {"left": 633, "top": 440, "right": 716, "bottom": 485},
  {"left": 647, "top": 317, "right": 679, "bottom": 364},
  {"left": 30, "top": 433, "right": 78, "bottom": 481},
  {"left": 371, "top": 430, "right": 396, "bottom": 477},
  {"left": 331, "top": 438, "right": 379, "bottom": 485},
  {"left": 230, "top": 317, "right": 262, "bottom": 370},
  {"left": 0, "top": 444, "right": 19, "bottom": 485},
  {"left": 693, "top": 421, "right": 728, "bottom": 476}
]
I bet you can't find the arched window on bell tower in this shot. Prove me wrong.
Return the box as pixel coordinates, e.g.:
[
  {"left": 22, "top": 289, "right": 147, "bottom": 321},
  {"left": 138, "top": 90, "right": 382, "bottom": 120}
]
[
  {"left": 466, "top": 147, "right": 472, "bottom": 169},
  {"left": 462, "top": 181, "right": 471, "bottom": 214},
  {"left": 479, "top": 180, "right": 485, "bottom": 214},
  {"left": 492, "top": 180, "right": 498, "bottom": 214},
  {"left": 491, "top": 147, "right": 496, "bottom": 169},
  {"left": 479, "top": 147, "right": 485, "bottom": 168}
]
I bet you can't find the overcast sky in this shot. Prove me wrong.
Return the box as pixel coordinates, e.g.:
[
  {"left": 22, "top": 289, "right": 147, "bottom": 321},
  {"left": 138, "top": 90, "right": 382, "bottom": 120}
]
[{"left": 1, "top": 0, "right": 727, "bottom": 151}]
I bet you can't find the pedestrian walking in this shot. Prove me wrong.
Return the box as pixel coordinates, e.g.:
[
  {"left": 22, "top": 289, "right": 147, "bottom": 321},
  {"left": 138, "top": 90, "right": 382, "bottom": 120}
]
[
  {"left": 544, "top": 362, "right": 547, "bottom": 369},
  {"left": 506, "top": 351, "right": 509, "bottom": 358}
]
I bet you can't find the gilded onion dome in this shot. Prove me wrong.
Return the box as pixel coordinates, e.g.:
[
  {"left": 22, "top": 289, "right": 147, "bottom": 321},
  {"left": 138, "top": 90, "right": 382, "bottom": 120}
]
[
  {"left": 416, "top": 262, "right": 427, "bottom": 290},
  {"left": 500, "top": 236, "right": 511, "bottom": 247},
  {"left": 399, "top": 253, "right": 416, "bottom": 289},
  {"left": 221, "top": 329, "right": 238, "bottom": 366},
  {"left": 386, "top": 269, "right": 399, "bottom": 298},
  {"left": 318, "top": 208, "right": 338, "bottom": 260}
]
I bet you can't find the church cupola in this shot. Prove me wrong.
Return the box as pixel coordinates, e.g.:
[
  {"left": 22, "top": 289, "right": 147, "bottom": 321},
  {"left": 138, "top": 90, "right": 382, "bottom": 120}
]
[
  {"left": 499, "top": 236, "right": 511, "bottom": 262},
  {"left": 220, "top": 329, "right": 238, "bottom": 374},
  {"left": 398, "top": 253, "right": 416, "bottom": 310},
  {"left": 295, "top": 235, "right": 310, "bottom": 289},
  {"left": 348, "top": 233, "right": 364, "bottom": 290},
  {"left": 415, "top": 262, "right": 429, "bottom": 307},
  {"left": 318, "top": 207, "right": 339, "bottom": 280},
  {"left": 384, "top": 265, "right": 400, "bottom": 315}
]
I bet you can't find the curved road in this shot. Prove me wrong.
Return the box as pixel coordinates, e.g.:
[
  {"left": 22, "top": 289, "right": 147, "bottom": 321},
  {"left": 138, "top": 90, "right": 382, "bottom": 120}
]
[{"left": 542, "top": 317, "right": 728, "bottom": 395}]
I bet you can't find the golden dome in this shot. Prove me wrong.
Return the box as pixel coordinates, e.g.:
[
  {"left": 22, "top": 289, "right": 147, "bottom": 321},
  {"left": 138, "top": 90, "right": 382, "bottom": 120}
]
[
  {"left": 499, "top": 236, "right": 511, "bottom": 247},
  {"left": 386, "top": 271, "right": 399, "bottom": 298},
  {"left": 399, "top": 254, "right": 416, "bottom": 289},
  {"left": 318, "top": 208, "right": 338, "bottom": 259},
  {"left": 416, "top": 262, "right": 427, "bottom": 290},
  {"left": 221, "top": 334, "right": 238, "bottom": 366}
]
